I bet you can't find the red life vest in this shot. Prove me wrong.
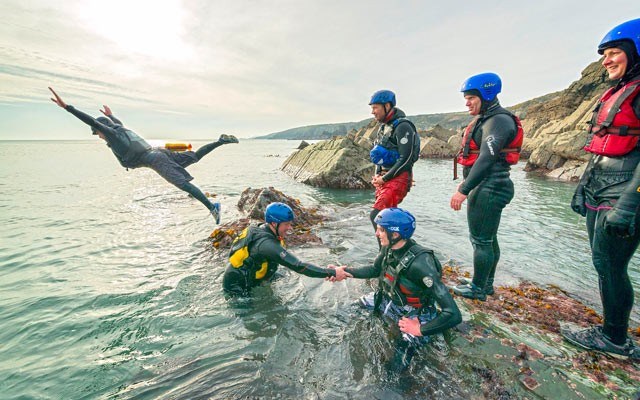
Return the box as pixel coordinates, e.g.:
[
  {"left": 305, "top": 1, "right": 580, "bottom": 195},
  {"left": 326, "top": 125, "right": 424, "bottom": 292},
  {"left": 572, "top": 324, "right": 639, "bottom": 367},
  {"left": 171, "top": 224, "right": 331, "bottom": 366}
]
[
  {"left": 456, "top": 112, "right": 524, "bottom": 167},
  {"left": 583, "top": 80, "right": 640, "bottom": 157}
]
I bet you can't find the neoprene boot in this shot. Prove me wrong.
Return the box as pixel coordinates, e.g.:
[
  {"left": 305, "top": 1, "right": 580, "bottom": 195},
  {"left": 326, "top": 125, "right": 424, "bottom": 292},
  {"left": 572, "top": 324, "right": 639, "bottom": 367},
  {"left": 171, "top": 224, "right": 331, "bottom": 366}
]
[
  {"left": 562, "top": 326, "right": 640, "bottom": 360},
  {"left": 452, "top": 282, "right": 487, "bottom": 301},
  {"left": 458, "top": 277, "right": 495, "bottom": 296}
]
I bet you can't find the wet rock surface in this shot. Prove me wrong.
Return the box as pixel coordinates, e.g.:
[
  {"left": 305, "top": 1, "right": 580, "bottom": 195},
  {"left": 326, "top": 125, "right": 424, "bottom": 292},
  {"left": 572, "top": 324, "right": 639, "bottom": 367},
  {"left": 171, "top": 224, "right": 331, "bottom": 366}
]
[
  {"left": 443, "top": 264, "right": 640, "bottom": 399},
  {"left": 208, "top": 188, "right": 639, "bottom": 398},
  {"left": 209, "top": 187, "right": 326, "bottom": 249}
]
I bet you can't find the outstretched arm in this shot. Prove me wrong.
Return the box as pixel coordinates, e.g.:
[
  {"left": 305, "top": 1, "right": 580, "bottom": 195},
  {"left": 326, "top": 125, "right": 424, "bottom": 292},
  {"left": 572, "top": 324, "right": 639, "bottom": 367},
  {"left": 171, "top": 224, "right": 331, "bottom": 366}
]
[
  {"left": 258, "top": 241, "right": 336, "bottom": 278},
  {"left": 49, "top": 87, "right": 67, "bottom": 108},
  {"left": 49, "top": 87, "right": 118, "bottom": 137},
  {"left": 100, "top": 105, "right": 123, "bottom": 125},
  {"left": 344, "top": 251, "right": 384, "bottom": 279}
]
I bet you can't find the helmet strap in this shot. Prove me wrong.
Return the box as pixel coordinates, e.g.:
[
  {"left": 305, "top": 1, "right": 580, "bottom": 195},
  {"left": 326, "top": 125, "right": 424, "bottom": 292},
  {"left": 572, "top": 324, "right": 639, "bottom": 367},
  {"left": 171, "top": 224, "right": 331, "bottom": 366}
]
[
  {"left": 275, "top": 222, "right": 283, "bottom": 240},
  {"left": 383, "top": 107, "right": 395, "bottom": 123},
  {"left": 387, "top": 231, "right": 402, "bottom": 248}
]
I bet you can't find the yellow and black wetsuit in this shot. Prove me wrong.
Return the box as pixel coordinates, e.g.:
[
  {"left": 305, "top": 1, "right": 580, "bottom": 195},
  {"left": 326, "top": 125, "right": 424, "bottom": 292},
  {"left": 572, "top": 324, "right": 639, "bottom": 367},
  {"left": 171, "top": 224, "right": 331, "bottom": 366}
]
[{"left": 222, "top": 223, "right": 336, "bottom": 295}]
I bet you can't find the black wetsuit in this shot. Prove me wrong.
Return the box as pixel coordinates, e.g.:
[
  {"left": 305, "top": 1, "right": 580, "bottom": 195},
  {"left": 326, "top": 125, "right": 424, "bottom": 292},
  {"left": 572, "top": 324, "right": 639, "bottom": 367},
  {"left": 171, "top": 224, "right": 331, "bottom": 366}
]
[
  {"left": 65, "top": 105, "right": 223, "bottom": 212},
  {"left": 374, "top": 108, "right": 419, "bottom": 182},
  {"left": 345, "top": 239, "right": 461, "bottom": 370},
  {"left": 222, "top": 224, "right": 336, "bottom": 295},
  {"left": 370, "top": 108, "right": 420, "bottom": 229},
  {"left": 572, "top": 73, "right": 640, "bottom": 345},
  {"left": 459, "top": 101, "right": 516, "bottom": 291}
]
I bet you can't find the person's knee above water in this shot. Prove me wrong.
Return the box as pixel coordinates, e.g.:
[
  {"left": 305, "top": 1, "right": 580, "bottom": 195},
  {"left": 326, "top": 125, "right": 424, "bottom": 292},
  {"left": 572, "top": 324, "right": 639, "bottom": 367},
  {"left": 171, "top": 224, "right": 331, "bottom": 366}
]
[
  {"left": 367, "top": 90, "right": 420, "bottom": 233},
  {"left": 449, "top": 72, "right": 520, "bottom": 301},
  {"left": 48, "top": 88, "right": 238, "bottom": 223},
  {"left": 331, "top": 208, "right": 461, "bottom": 370},
  {"left": 563, "top": 18, "right": 640, "bottom": 360},
  {"left": 222, "top": 202, "right": 347, "bottom": 296}
]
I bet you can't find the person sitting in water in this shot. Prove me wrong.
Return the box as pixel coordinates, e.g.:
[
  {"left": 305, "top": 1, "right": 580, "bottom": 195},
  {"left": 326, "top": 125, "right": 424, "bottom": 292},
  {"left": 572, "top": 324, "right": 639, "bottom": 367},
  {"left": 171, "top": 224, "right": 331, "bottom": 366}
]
[
  {"left": 329, "top": 208, "right": 461, "bottom": 372},
  {"left": 48, "top": 87, "right": 238, "bottom": 224},
  {"left": 222, "top": 202, "right": 351, "bottom": 296}
]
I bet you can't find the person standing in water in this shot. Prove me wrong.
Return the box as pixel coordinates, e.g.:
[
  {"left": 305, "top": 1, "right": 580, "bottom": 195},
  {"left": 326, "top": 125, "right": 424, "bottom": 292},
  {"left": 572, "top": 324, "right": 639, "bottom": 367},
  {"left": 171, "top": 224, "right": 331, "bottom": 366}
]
[
  {"left": 449, "top": 73, "right": 523, "bottom": 301},
  {"left": 222, "top": 202, "right": 350, "bottom": 296},
  {"left": 563, "top": 18, "right": 640, "bottom": 360},
  {"left": 367, "top": 90, "right": 420, "bottom": 243},
  {"left": 328, "top": 207, "right": 461, "bottom": 372},
  {"left": 49, "top": 87, "right": 238, "bottom": 224}
]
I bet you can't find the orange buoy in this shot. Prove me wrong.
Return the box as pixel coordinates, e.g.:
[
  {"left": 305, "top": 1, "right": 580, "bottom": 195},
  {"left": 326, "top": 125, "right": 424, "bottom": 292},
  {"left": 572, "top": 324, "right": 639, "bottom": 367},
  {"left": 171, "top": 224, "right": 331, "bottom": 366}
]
[{"left": 165, "top": 142, "right": 192, "bottom": 151}]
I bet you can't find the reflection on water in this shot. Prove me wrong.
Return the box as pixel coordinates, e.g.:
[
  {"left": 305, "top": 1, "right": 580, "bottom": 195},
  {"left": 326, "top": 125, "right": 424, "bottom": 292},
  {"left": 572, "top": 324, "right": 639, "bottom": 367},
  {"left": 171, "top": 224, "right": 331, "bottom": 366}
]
[{"left": 0, "top": 140, "right": 637, "bottom": 399}]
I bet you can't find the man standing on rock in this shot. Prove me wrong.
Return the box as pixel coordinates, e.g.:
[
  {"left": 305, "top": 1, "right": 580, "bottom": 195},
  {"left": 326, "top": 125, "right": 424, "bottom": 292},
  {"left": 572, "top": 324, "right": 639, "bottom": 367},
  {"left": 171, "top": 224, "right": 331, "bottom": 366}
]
[
  {"left": 449, "top": 73, "right": 523, "bottom": 301},
  {"left": 368, "top": 90, "right": 420, "bottom": 240},
  {"left": 223, "top": 202, "right": 350, "bottom": 295},
  {"left": 49, "top": 87, "right": 238, "bottom": 224},
  {"left": 563, "top": 18, "right": 640, "bottom": 360}
]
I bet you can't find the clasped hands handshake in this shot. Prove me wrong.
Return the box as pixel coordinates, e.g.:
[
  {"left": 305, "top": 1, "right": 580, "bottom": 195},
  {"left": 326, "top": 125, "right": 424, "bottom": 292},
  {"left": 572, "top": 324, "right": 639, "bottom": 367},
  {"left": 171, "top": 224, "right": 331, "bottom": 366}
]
[{"left": 325, "top": 265, "right": 352, "bottom": 282}]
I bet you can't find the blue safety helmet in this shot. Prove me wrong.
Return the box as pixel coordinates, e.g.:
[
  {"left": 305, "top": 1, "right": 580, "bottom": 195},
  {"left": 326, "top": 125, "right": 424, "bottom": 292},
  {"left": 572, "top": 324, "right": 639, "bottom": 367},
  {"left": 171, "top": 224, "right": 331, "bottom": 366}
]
[
  {"left": 374, "top": 208, "right": 416, "bottom": 239},
  {"left": 369, "top": 90, "right": 396, "bottom": 106},
  {"left": 460, "top": 72, "right": 502, "bottom": 102},
  {"left": 265, "top": 202, "right": 294, "bottom": 223},
  {"left": 370, "top": 144, "right": 400, "bottom": 166},
  {"left": 597, "top": 18, "right": 640, "bottom": 56}
]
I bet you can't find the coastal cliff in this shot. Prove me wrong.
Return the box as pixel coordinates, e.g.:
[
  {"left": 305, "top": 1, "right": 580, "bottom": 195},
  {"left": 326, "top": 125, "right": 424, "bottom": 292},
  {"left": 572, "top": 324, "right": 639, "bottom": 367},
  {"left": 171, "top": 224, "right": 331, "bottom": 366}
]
[
  {"left": 515, "top": 60, "right": 610, "bottom": 181},
  {"left": 279, "top": 59, "right": 611, "bottom": 187}
]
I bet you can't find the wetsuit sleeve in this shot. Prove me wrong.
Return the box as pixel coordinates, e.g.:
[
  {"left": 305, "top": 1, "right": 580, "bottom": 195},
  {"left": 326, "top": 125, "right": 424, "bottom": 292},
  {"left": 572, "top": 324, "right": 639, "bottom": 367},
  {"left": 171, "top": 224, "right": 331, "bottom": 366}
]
[
  {"left": 611, "top": 93, "right": 640, "bottom": 213},
  {"left": 64, "top": 105, "right": 119, "bottom": 138},
  {"left": 459, "top": 114, "right": 516, "bottom": 195},
  {"left": 406, "top": 253, "right": 462, "bottom": 336},
  {"left": 255, "top": 240, "right": 336, "bottom": 278},
  {"left": 108, "top": 114, "right": 123, "bottom": 126},
  {"left": 382, "top": 122, "right": 417, "bottom": 182},
  {"left": 344, "top": 251, "right": 384, "bottom": 279}
]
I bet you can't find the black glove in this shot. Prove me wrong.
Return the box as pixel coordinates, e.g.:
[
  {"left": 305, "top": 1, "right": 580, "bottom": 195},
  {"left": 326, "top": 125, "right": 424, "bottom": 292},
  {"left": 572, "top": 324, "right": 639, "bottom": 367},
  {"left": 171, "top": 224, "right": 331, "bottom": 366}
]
[
  {"left": 571, "top": 184, "right": 587, "bottom": 217},
  {"left": 604, "top": 207, "right": 637, "bottom": 237}
]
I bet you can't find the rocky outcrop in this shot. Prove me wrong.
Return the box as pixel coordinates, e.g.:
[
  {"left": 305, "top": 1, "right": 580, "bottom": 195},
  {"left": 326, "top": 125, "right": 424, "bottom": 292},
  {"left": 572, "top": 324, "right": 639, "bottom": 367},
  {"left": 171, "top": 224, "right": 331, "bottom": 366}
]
[
  {"left": 209, "top": 187, "right": 326, "bottom": 249},
  {"left": 419, "top": 125, "right": 459, "bottom": 158},
  {"left": 517, "top": 60, "right": 610, "bottom": 180},
  {"left": 281, "top": 136, "right": 374, "bottom": 189}
]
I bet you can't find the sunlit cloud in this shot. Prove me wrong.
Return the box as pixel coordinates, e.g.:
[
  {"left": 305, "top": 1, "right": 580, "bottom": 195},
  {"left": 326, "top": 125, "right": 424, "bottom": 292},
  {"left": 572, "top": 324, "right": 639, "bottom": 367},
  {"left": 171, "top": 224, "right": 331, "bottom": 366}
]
[{"left": 0, "top": 0, "right": 636, "bottom": 139}]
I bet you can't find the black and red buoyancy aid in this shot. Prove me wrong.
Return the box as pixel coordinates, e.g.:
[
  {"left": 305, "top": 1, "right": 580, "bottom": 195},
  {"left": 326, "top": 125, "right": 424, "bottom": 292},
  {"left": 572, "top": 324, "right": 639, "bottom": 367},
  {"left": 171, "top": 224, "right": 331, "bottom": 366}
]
[
  {"left": 379, "top": 244, "right": 434, "bottom": 309},
  {"left": 456, "top": 112, "right": 524, "bottom": 167},
  {"left": 583, "top": 79, "right": 640, "bottom": 157}
]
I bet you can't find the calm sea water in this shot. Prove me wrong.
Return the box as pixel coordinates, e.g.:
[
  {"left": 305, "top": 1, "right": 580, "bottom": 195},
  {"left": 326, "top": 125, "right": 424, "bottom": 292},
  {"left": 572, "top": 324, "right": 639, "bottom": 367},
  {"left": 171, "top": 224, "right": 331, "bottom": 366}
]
[{"left": 0, "top": 139, "right": 638, "bottom": 399}]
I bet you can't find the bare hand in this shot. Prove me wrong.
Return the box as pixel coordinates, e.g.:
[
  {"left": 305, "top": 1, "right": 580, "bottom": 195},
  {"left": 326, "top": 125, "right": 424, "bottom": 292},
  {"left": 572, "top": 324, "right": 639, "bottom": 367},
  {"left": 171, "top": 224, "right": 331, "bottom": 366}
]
[
  {"left": 450, "top": 191, "right": 467, "bottom": 211},
  {"left": 398, "top": 316, "right": 422, "bottom": 336},
  {"left": 48, "top": 87, "right": 66, "bottom": 108},
  {"left": 333, "top": 266, "right": 352, "bottom": 282},
  {"left": 325, "top": 265, "right": 352, "bottom": 282},
  {"left": 99, "top": 105, "right": 113, "bottom": 116},
  {"left": 371, "top": 175, "right": 384, "bottom": 187}
]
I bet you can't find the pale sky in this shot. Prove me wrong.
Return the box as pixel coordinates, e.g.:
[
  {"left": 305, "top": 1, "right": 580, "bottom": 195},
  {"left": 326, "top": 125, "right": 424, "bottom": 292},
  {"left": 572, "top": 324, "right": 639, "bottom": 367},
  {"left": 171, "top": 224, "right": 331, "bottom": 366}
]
[{"left": 0, "top": 0, "right": 638, "bottom": 140}]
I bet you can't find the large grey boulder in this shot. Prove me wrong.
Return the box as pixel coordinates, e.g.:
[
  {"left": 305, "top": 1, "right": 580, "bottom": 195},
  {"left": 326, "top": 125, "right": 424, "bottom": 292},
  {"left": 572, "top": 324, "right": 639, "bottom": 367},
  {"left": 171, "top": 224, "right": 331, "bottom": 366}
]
[
  {"left": 281, "top": 136, "right": 375, "bottom": 189},
  {"left": 419, "top": 125, "right": 459, "bottom": 158},
  {"left": 420, "top": 137, "right": 458, "bottom": 158}
]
